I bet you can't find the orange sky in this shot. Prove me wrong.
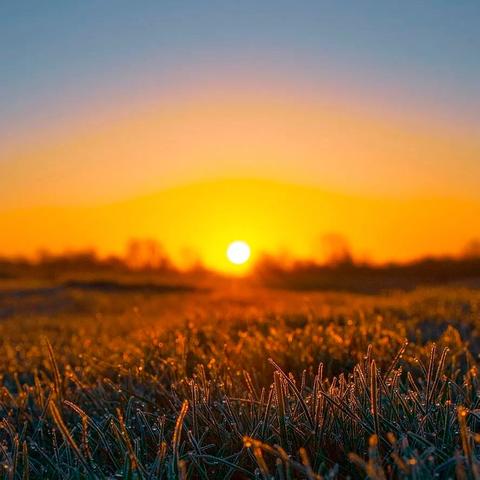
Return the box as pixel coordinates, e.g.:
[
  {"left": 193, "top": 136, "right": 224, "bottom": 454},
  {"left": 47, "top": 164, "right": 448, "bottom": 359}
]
[
  {"left": 1, "top": 86, "right": 480, "bottom": 272},
  {"left": 1, "top": 177, "right": 479, "bottom": 272},
  {"left": 2, "top": 89, "right": 480, "bottom": 211},
  {"left": 1, "top": 88, "right": 480, "bottom": 271}
]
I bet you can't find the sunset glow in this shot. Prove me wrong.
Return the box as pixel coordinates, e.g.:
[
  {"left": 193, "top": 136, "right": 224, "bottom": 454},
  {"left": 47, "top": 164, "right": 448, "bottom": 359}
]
[
  {"left": 227, "top": 241, "right": 251, "bottom": 266},
  {"left": 1, "top": 2, "right": 479, "bottom": 271}
]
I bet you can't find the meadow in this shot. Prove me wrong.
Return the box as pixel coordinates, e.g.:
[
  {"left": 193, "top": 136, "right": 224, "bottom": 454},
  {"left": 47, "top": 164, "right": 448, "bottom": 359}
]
[{"left": 1, "top": 283, "right": 480, "bottom": 479}]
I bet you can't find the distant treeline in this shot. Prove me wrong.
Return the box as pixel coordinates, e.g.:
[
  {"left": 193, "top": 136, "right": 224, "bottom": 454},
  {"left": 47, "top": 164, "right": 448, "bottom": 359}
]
[
  {"left": 254, "top": 255, "right": 480, "bottom": 292},
  {"left": 252, "top": 236, "right": 480, "bottom": 292},
  {"left": 0, "top": 239, "right": 208, "bottom": 281},
  {"left": 1, "top": 237, "right": 480, "bottom": 292}
]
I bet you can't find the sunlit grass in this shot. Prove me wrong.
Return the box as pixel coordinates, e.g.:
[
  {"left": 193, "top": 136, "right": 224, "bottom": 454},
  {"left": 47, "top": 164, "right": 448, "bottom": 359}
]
[{"left": 0, "top": 287, "right": 480, "bottom": 478}]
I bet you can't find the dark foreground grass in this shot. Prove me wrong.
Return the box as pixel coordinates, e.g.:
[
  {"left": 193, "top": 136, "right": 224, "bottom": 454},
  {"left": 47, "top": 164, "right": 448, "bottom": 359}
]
[{"left": 1, "top": 287, "right": 480, "bottom": 478}]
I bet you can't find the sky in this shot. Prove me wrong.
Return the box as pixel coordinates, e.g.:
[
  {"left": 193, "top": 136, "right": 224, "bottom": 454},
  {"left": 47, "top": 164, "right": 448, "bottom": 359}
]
[{"left": 1, "top": 1, "right": 480, "bottom": 269}]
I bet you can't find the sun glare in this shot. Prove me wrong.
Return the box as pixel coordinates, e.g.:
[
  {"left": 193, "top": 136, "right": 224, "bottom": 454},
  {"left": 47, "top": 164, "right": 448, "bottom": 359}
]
[{"left": 227, "top": 240, "right": 251, "bottom": 265}]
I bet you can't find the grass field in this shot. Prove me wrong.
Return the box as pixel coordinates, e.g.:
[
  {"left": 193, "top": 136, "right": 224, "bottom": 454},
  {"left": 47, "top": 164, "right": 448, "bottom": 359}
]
[{"left": 1, "top": 283, "right": 480, "bottom": 478}]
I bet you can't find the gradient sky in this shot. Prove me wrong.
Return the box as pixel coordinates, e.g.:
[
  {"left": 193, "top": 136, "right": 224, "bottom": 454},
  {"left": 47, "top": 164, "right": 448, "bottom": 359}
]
[{"left": 1, "top": 1, "right": 480, "bottom": 268}]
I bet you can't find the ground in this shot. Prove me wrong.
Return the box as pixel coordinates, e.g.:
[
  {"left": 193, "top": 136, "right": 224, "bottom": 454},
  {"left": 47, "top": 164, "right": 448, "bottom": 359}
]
[{"left": 1, "top": 282, "right": 480, "bottom": 478}]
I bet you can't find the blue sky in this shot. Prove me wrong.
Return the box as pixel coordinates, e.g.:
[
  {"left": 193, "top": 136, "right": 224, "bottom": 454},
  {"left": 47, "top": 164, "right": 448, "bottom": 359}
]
[{"left": 1, "top": 0, "right": 479, "bottom": 141}]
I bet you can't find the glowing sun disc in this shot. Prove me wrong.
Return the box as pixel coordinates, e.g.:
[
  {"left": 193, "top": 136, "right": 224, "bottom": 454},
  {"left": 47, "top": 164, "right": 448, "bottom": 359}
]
[{"left": 227, "top": 241, "right": 251, "bottom": 265}]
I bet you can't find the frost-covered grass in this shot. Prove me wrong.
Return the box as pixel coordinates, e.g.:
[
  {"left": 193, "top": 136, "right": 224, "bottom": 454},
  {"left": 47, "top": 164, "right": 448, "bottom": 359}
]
[{"left": 1, "top": 287, "right": 480, "bottom": 479}]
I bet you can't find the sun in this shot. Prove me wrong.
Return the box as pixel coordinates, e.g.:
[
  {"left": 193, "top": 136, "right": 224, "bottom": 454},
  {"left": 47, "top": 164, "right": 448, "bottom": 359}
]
[{"left": 227, "top": 240, "right": 251, "bottom": 265}]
